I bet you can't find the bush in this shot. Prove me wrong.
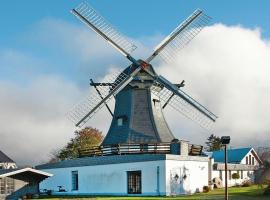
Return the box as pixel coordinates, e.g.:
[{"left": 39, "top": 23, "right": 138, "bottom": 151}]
[
  {"left": 203, "top": 185, "right": 210, "bottom": 193},
  {"left": 232, "top": 172, "right": 240, "bottom": 180},
  {"left": 264, "top": 186, "right": 270, "bottom": 195},
  {"left": 264, "top": 179, "right": 270, "bottom": 195},
  {"left": 242, "top": 180, "right": 252, "bottom": 187}
]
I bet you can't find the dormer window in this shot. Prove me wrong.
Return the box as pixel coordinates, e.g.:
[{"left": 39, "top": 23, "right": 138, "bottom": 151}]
[{"left": 116, "top": 115, "right": 128, "bottom": 126}]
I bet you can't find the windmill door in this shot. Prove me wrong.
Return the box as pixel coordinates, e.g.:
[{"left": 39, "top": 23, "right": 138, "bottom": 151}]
[{"left": 127, "top": 171, "right": 141, "bottom": 194}]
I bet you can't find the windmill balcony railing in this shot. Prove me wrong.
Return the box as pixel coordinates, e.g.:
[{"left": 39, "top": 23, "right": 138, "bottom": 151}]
[{"left": 78, "top": 142, "right": 203, "bottom": 158}]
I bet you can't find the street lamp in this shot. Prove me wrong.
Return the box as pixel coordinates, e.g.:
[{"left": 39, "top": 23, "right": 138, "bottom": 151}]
[{"left": 221, "top": 136, "right": 231, "bottom": 200}]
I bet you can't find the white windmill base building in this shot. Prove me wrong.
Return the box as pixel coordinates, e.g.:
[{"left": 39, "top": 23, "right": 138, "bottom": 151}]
[
  {"left": 37, "top": 146, "right": 262, "bottom": 196},
  {"left": 37, "top": 152, "right": 209, "bottom": 196}
]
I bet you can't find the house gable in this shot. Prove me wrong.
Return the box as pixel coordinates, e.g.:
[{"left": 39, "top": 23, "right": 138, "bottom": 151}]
[{"left": 240, "top": 148, "right": 262, "bottom": 166}]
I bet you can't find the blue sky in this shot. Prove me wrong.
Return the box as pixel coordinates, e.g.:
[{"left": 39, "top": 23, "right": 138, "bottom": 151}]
[
  {"left": 1, "top": 0, "right": 270, "bottom": 86},
  {"left": 1, "top": 0, "right": 270, "bottom": 165},
  {"left": 1, "top": 0, "right": 270, "bottom": 40}
]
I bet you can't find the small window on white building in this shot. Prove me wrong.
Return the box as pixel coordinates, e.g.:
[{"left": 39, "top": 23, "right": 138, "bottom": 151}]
[
  {"left": 71, "top": 171, "right": 79, "bottom": 191},
  {"left": 246, "top": 156, "right": 248, "bottom": 164},
  {"left": 219, "top": 170, "right": 222, "bottom": 180},
  {"left": 229, "top": 171, "right": 232, "bottom": 180},
  {"left": 249, "top": 155, "right": 251, "bottom": 165},
  {"left": 252, "top": 157, "right": 255, "bottom": 165},
  {"left": 240, "top": 171, "right": 243, "bottom": 179}
]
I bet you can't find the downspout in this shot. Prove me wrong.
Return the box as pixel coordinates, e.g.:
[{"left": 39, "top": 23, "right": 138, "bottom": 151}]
[{"left": 156, "top": 166, "right": 160, "bottom": 195}]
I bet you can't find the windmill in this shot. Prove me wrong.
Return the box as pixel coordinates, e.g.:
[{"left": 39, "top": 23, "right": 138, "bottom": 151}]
[{"left": 68, "top": 2, "right": 218, "bottom": 146}]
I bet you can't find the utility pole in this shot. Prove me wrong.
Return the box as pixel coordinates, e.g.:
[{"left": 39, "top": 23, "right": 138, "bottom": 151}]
[
  {"left": 221, "top": 136, "right": 230, "bottom": 200},
  {"left": 224, "top": 144, "right": 228, "bottom": 200}
]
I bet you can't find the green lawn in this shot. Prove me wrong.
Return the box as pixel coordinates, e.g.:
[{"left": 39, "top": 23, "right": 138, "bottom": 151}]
[{"left": 39, "top": 185, "right": 269, "bottom": 200}]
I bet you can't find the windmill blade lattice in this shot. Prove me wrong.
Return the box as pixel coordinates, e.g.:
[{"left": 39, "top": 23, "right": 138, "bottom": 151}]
[
  {"left": 71, "top": 1, "right": 137, "bottom": 57},
  {"left": 146, "top": 9, "right": 211, "bottom": 63},
  {"left": 67, "top": 70, "right": 128, "bottom": 127},
  {"left": 152, "top": 83, "right": 217, "bottom": 129}
]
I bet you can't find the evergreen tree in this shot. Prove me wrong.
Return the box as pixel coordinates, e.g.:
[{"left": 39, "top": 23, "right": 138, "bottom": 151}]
[{"left": 205, "top": 134, "right": 222, "bottom": 151}]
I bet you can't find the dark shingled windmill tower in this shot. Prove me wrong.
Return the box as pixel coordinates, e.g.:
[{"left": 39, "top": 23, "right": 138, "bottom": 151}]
[{"left": 68, "top": 2, "right": 218, "bottom": 146}]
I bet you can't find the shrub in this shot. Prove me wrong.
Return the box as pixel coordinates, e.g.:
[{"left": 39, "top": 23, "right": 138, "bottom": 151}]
[
  {"left": 242, "top": 180, "right": 252, "bottom": 187},
  {"left": 263, "top": 180, "right": 270, "bottom": 195},
  {"left": 264, "top": 186, "right": 270, "bottom": 195},
  {"left": 203, "top": 185, "right": 210, "bottom": 193},
  {"left": 232, "top": 172, "right": 240, "bottom": 180}
]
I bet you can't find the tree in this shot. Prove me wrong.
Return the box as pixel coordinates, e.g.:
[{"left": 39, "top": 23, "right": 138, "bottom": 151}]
[
  {"left": 49, "top": 127, "right": 103, "bottom": 162},
  {"left": 205, "top": 134, "right": 222, "bottom": 151},
  {"left": 255, "top": 147, "right": 270, "bottom": 184}
]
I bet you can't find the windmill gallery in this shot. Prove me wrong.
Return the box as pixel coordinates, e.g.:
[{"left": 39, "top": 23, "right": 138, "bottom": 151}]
[{"left": 31, "top": 1, "right": 260, "bottom": 197}]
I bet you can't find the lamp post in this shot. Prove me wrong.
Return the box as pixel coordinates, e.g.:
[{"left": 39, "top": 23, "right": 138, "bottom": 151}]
[{"left": 221, "top": 136, "right": 230, "bottom": 200}]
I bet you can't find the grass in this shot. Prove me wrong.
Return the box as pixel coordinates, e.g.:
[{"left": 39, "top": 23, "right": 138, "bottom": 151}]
[{"left": 39, "top": 185, "right": 269, "bottom": 200}]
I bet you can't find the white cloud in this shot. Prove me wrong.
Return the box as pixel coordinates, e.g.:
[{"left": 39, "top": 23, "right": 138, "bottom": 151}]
[
  {"left": 25, "top": 18, "right": 132, "bottom": 77},
  {"left": 0, "top": 76, "right": 80, "bottom": 165},
  {"left": 157, "top": 24, "right": 270, "bottom": 147}
]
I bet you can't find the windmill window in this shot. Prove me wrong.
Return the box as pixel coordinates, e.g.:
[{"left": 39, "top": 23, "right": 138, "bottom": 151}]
[
  {"left": 116, "top": 115, "right": 128, "bottom": 126},
  {"left": 117, "top": 118, "right": 123, "bottom": 126}
]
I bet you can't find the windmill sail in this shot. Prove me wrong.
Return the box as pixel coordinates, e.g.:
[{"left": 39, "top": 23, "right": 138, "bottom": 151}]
[
  {"left": 152, "top": 76, "right": 217, "bottom": 129},
  {"left": 146, "top": 9, "right": 211, "bottom": 63},
  {"left": 67, "top": 70, "right": 126, "bottom": 127},
  {"left": 71, "top": 1, "right": 137, "bottom": 59},
  {"left": 68, "top": 67, "right": 142, "bottom": 127}
]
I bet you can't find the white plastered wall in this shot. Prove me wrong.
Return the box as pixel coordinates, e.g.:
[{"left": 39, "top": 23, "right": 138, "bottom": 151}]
[
  {"left": 40, "top": 160, "right": 166, "bottom": 196},
  {"left": 165, "top": 159, "right": 209, "bottom": 195},
  {"left": 212, "top": 169, "right": 255, "bottom": 187}
]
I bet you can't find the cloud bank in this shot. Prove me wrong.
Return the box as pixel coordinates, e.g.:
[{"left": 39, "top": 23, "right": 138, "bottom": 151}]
[
  {"left": 0, "top": 19, "right": 270, "bottom": 165},
  {"left": 158, "top": 24, "right": 270, "bottom": 147}
]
